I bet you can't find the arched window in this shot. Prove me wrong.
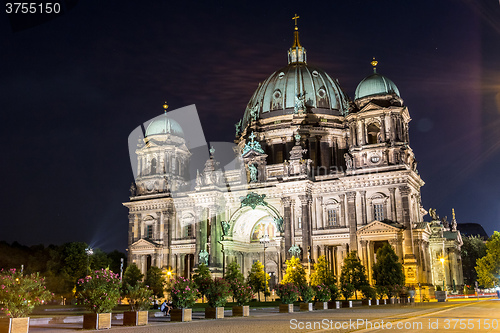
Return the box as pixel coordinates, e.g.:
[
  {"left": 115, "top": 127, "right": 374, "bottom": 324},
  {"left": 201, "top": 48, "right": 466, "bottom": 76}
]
[
  {"left": 367, "top": 123, "right": 381, "bottom": 144},
  {"left": 369, "top": 193, "right": 389, "bottom": 222},
  {"left": 324, "top": 199, "right": 342, "bottom": 228}
]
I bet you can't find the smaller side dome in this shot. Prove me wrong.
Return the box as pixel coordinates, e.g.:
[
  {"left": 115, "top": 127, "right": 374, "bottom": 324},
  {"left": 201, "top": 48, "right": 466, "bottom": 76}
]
[
  {"left": 145, "top": 113, "right": 184, "bottom": 138},
  {"left": 355, "top": 72, "right": 400, "bottom": 100}
]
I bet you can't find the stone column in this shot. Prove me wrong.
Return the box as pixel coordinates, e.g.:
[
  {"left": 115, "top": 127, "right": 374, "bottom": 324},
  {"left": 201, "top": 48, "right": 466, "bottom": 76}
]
[
  {"left": 209, "top": 206, "right": 217, "bottom": 266},
  {"left": 338, "top": 244, "right": 347, "bottom": 271},
  {"left": 399, "top": 186, "right": 416, "bottom": 261},
  {"left": 346, "top": 191, "right": 358, "bottom": 252},
  {"left": 360, "top": 191, "right": 367, "bottom": 225},
  {"left": 389, "top": 187, "right": 396, "bottom": 221},
  {"left": 282, "top": 197, "right": 292, "bottom": 259},
  {"left": 339, "top": 194, "right": 346, "bottom": 227},
  {"left": 128, "top": 214, "right": 135, "bottom": 247},
  {"left": 360, "top": 240, "right": 368, "bottom": 270},
  {"left": 368, "top": 241, "right": 375, "bottom": 283},
  {"left": 380, "top": 114, "right": 387, "bottom": 142},
  {"left": 299, "top": 195, "right": 312, "bottom": 262},
  {"left": 317, "top": 196, "right": 324, "bottom": 229},
  {"left": 215, "top": 209, "right": 223, "bottom": 268},
  {"left": 194, "top": 207, "right": 203, "bottom": 266}
]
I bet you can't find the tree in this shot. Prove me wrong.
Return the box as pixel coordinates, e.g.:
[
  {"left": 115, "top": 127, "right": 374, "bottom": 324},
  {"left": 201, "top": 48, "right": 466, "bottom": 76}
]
[
  {"left": 282, "top": 256, "right": 306, "bottom": 287},
  {"left": 476, "top": 231, "right": 500, "bottom": 288},
  {"left": 107, "top": 250, "right": 127, "bottom": 275},
  {"left": 122, "top": 263, "right": 144, "bottom": 288},
  {"left": 310, "top": 255, "right": 336, "bottom": 286},
  {"left": 372, "top": 243, "right": 405, "bottom": 298},
  {"left": 192, "top": 263, "right": 212, "bottom": 300},
  {"left": 225, "top": 261, "right": 244, "bottom": 300},
  {"left": 462, "top": 235, "right": 487, "bottom": 285},
  {"left": 247, "top": 260, "right": 269, "bottom": 301},
  {"left": 339, "top": 251, "right": 369, "bottom": 299},
  {"left": 144, "top": 266, "right": 166, "bottom": 298}
]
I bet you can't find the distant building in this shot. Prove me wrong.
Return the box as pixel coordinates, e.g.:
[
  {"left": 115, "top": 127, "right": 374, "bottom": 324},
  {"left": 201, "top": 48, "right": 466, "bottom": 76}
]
[{"left": 124, "top": 21, "right": 463, "bottom": 294}]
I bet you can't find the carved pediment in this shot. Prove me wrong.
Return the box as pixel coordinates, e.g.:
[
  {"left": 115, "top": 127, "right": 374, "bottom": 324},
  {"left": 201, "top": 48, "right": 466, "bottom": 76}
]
[
  {"left": 357, "top": 220, "right": 403, "bottom": 235},
  {"left": 358, "top": 101, "right": 387, "bottom": 113},
  {"left": 129, "top": 238, "right": 159, "bottom": 251}
]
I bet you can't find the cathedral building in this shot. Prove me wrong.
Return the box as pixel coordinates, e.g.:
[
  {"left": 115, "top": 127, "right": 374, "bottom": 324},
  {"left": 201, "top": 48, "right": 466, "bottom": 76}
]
[{"left": 124, "top": 22, "right": 463, "bottom": 294}]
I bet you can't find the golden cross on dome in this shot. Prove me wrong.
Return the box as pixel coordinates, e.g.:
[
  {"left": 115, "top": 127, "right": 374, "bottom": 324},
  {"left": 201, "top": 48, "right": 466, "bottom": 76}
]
[
  {"left": 371, "top": 57, "right": 378, "bottom": 73},
  {"left": 292, "top": 14, "right": 300, "bottom": 28}
]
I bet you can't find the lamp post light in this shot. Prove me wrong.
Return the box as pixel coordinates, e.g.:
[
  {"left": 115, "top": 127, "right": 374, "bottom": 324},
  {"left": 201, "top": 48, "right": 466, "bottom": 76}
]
[
  {"left": 440, "top": 257, "right": 446, "bottom": 291},
  {"left": 120, "top": 258, "right": 124, "bottom": 282},
  {"left": 85, "top": 247, "right": 93, "bottom": 276},
  {"left": 260, "top": 234, "right": 270, "bottom": 302},
  {"left": 260, "top": 234, "right": 270, "bottom": 275}
]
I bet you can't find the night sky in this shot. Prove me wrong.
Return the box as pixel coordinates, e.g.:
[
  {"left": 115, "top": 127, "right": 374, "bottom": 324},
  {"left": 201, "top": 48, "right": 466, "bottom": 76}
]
[{"left": 1, "top": 1, "right": 499, "bottom": 252}]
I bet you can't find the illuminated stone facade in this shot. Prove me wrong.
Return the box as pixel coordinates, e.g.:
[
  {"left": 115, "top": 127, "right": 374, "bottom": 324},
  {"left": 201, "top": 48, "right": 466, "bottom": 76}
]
[{"left": 124, "top": 25, "right": 463, "bottom": 294}]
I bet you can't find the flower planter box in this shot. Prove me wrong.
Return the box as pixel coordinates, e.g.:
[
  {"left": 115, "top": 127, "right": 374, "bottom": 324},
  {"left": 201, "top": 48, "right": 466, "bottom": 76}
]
[
  {"left": 390, "top": 298, "right": 396, "bottom": 304},
  {"left": 205, "top": 307, "right": 224, "bottom": 319},
  {"left": 279, "top": 304, "right": 294, "bottom": 313},
  {"left": 314, "top": 302, "right": 328, "bottom": 310},
  {"left": 371, "top": 299, "right": 379, "bottom": 305},
  {"left": 435, "top": 291, "right": 447, "bottom": 302},
  {"left": 232, "top": 305, "right": 249, "bottom": 317},
  {"left": 123, "top": 311, "right": 148, "bottom": 326},
  {"left": 341, "top": 300, "right": 352, "bottom": 308},
  {"left": 327, "top": 301, "right": 339, "bottom": 309},
  {"left": 399, "top": 297, "right": 409, "bottom": 304},
  {"left": 379, "top": 299, "right": 386, "bottom": 305},
  {"left": 0, "top": 317, "right": 29, "bottom": 333},
  {"left": 299, "top": 303, "right": 313, "bottom": 311},
  {"left": 83, "top": 313, "right": 111, "bottom": 330},
  {"left": 361, "top": 299, "right": 371, "bottom": 306},
  {"left": 171, "top": 308, "right": 192, "bottom": 322}
]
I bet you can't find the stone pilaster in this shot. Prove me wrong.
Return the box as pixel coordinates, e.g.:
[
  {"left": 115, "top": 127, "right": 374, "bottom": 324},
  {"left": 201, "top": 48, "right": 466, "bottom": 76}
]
[
  {"left": 399, "top": 185, "right": 416, "bottom": 262},
  {"left": 282, "top": 197, "right": 292, "bottom": 259},
  {"left": 128, "top": 214, "right": 135, "bottom": 247},
  {"left": 194, "top": 207, "right": 203, "bottom": 266},
  {"left": 346, "top": 191, "right": 358, "bottom": 252},
  {"left": 388, "top": 187, "right": 396, "bottom": 221},
  {"left": 360, "top": 191, "right": 367, "bottom": 225},
  {"left": 299, "top": 195, "right": 312, "bottom": 262}
]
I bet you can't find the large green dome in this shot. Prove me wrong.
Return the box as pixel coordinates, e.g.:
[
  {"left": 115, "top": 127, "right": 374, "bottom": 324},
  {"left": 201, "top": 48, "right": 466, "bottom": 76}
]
[
  {"left": 354, "top": 72, "right": 400, "bottom": 100},
  {"left": 145, "top": 113, "right": 184, "bottom": 137}
]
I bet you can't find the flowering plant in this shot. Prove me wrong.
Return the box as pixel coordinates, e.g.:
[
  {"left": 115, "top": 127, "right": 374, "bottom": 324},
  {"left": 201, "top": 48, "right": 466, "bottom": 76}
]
[
  {"left": 77, "top": 269, "right": 121, "bottom": 313},
  {"left": 206, "top": 278, "right": 231, "bottom": 308},
  {"left": 300, "top": 285, "right": 315, "bottom": 303},
  {"left": 340, "top": 283, "right": 354, "bottom": 300},
  {"left": 124, "top": 284, "right": 154, "bottom": 311},
  {"left": 232, "top": 281, "right": 253, "bottom": 306},
  {"left": 170, "top": 277, "right": 198, "bottom": 309},
  {"left": 314, "top": 283, "right": 331, "bottom": 302},
  {"left": 0, "top": 268, "right": 52, "bottom": 318},
  {"left": 276, "top": 283, "right": 298, "bottom": 304}
]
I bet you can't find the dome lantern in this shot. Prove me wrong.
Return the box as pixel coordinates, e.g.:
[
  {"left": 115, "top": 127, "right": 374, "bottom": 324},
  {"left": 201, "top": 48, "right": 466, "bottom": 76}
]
[{"left": 287, "top": 14, "right": 307, "bottom": 64}]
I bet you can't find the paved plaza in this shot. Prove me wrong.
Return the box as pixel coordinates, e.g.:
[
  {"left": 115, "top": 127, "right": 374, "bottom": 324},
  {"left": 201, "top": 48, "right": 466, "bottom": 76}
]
[{"left": 27, "top": 299, "right": 500, "bottom": 333}]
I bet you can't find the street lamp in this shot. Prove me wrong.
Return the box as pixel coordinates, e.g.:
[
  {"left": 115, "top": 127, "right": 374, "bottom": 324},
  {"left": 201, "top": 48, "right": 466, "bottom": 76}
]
[
  {"left": 440, "top": 257, "right": 446, "bottom": 291},
  {"left": 260, "top": 234, "right": 270, "bottom": 275},
  {"left": 85, "top": 247, "right": 93, "bottom": 276},
  {"left": 260, "top": 234, "right": 270, "bottom": 301}
]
